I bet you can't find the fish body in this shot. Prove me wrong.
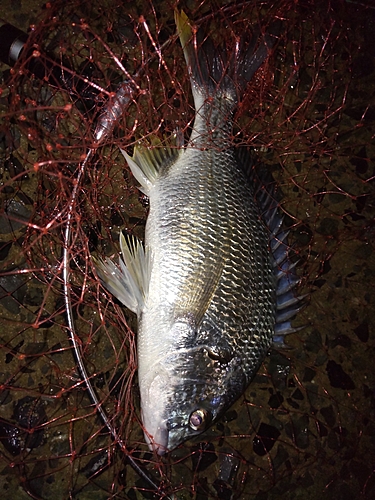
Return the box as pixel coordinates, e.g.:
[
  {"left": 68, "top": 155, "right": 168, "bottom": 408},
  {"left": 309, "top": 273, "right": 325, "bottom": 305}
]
[{"left": 95, "top": 11, "right": 300, "bottom": 454}]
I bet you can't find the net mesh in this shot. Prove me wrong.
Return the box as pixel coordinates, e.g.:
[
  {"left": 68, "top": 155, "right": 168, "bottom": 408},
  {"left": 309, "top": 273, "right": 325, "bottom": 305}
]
[{"left": 0, "top": 0, "right": 374, "bottom": 498}]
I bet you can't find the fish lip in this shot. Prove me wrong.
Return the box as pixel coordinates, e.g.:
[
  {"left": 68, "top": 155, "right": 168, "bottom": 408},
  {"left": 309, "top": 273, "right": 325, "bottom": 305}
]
[
  {"left": 140, "top": 366, "right": 171, "bottom": 454},
  {"left": 144, "top": 423, "right": 169, "bottom": 455}
]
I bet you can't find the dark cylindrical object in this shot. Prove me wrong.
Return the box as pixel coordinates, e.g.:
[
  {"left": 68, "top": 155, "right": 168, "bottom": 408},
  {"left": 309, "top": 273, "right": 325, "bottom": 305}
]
[
  {"left": 0, "top": 22, "right": 102, "bottom": 111},
  {"left": 0, "top": 23, "right": 28, "bottom": 66}
]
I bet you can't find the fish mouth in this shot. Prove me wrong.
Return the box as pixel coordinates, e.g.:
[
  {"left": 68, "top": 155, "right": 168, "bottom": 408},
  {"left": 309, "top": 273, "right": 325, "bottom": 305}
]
[
  {"left": 140, "top": 367, "right": 171, "bottom": 455},
  {"left": 144, "top": 422, "right": 169, "bottom": 455}
]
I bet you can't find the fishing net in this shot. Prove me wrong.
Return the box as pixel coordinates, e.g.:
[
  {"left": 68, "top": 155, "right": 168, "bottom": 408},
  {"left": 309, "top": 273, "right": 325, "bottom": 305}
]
[{"left": 0, "top": 0, "right": 374, "bottom": 498}]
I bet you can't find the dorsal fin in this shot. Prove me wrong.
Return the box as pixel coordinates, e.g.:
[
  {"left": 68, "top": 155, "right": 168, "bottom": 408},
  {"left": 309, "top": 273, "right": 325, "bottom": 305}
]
[{"left": 236, "top": 147, "right": 306, "bottom": 342}]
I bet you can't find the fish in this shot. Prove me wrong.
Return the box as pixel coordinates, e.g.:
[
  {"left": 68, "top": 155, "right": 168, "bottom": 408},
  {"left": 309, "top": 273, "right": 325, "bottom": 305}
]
[{"left": 94, "top": 10, "right": 302, "bottom": 455}]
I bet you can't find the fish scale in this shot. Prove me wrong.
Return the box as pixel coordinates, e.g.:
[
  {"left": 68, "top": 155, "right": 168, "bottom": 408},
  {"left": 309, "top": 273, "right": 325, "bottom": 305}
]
[
  {"left": 152, "top": 151, "right": 229, "bottom": 298},
  {"left": 197, "top": 167, "right": 275, "bottom": 364},
  {"left": 94, "top": 10, "right": 301, "bottom": 454}
]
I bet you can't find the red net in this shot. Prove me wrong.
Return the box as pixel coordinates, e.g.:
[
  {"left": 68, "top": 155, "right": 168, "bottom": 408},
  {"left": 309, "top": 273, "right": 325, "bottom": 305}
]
[{"left": 0, "top": 0, "right": 374, "bottom": 498}]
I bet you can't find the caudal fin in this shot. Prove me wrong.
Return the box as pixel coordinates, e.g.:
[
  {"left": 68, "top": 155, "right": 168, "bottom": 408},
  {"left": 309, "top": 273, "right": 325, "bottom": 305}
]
[{"left": 174, "top": 9, "right": 281, "bottom": 106}]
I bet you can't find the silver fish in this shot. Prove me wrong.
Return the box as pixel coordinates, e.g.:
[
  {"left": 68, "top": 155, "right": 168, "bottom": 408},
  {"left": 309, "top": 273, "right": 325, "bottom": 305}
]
[{"left": 95, "top": 10, "right": 301, "bottom": 454}]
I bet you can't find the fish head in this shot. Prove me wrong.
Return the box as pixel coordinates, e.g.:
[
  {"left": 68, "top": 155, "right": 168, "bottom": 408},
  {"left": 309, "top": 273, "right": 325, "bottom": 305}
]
[{"left": 139, "top": 338, "right": 247, "bottom": 455}]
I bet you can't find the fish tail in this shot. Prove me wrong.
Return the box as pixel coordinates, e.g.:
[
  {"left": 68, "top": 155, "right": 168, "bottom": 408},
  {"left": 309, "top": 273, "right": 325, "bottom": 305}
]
[{"left": 175, "top": 9, "right": 281, "bottom": 106}]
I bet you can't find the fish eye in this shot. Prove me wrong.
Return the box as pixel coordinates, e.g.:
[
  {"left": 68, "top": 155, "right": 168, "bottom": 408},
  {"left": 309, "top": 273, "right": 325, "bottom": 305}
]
[
  {"left": 189, "top": 409, "right": 210, "bottom": 431},
  {"left": 206, "top": 346, "right": 233, "bottom": 363}
]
